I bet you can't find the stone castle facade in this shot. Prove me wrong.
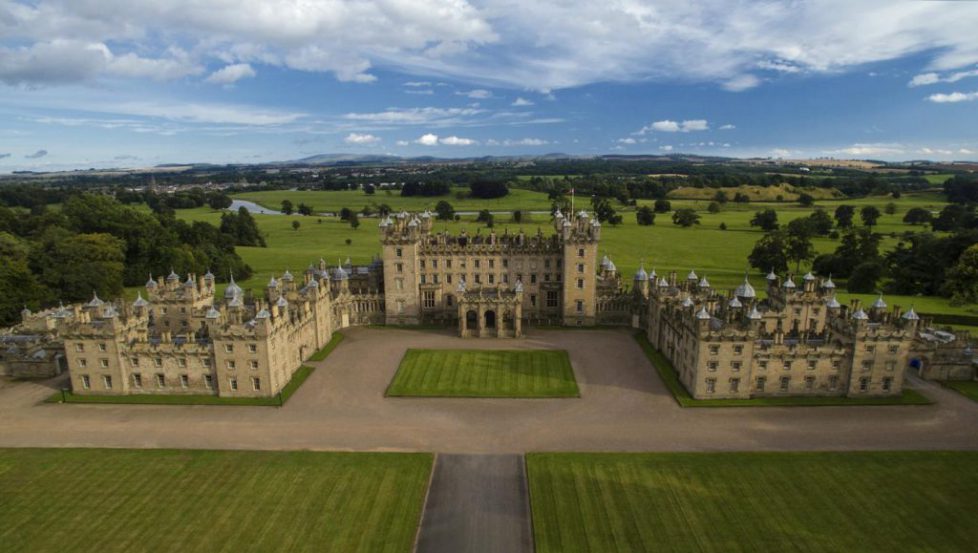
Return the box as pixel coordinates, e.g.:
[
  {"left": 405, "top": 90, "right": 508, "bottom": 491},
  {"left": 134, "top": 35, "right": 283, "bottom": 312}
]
[{"left": 2, "top": 209, "right": 972, "bottom": 400}]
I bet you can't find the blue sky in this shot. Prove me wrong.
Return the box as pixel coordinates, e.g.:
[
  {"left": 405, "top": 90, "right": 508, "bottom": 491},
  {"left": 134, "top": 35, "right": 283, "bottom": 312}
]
[{"left": 1, "top": 1, "right": 977, "bottom": 172}]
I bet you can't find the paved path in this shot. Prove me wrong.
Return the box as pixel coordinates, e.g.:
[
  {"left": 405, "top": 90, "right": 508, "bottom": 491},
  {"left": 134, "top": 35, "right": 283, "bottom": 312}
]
[
  {"left": 1, "top": 328, "right": 977, "bottom": 453},
  {"left": 416, "top": 454, "right": 532, "bottom": 553}
]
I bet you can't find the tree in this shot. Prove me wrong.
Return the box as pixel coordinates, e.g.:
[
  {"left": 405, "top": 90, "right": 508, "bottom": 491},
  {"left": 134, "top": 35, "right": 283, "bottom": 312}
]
[
  {"left": 807, "top": 209, "right": 833, "bottom": 236},
  {"left": 812, "top": 228, "right": 880, "bottom": 278},
  {"left": 884, "top": 202, "right": 897, "bottom": 215},
  {"left": 476, "top": 209, "right": 494, "bottom": 227},
  {"left": 785, "top": 223, "right": 816, "bottom": 272},
  {"left": 834, "top": 205, "right": 855, "bottom": 228},
  {"left": 860, "top": 205, "right": 881, "bottom": 228},
  {"left": 339, "top": 207, "right": 352, "bottom": 221},
  {"left": 719, "top": 222, "right": 727, "bottom": 230},
  {"left": 847, "top": 261, "right": 883, "bottom": 293},
  {"left": 653, "top": 199, "right": 672, "bottom": 213},
  {"left": 636, "top": 206, "right": 656, "bottom": 226},
  {"left": 364, "top": 184, "right": 376, "bottom": 195},
  {"left": 672, "top": 209, "right": 700, "bottom": 227},
  {"left": 750, "top": 209, "right": 779, "bottom": 231},
  {"left": 733, "top": 192, "right": 750, "bottom": 203},
  {"left": 469, "top": 180, "right": 509, "bottom": 199},
  {"left": 798, "top": 193, "right": 814, "bottom": 207},
  {"left": 219, "top": 207, "right": 266, "bottom": 247},
  {"left": 0, "top": 232, "right": 48, "bottom": 325},
  {"left": 944, "top": 244, "right": 978, "bottom": 305},
  {"left": 349, "top": 213, "right": 360, "bottom": 230},
  {"left": 435, "top": 201, "right": 455, "bottom": 221},
  {"left": 748, "top": 231, "right": 789, "bottom": 274},
  {"left": 207, "top": 193, "right": 233, "bottom": 211},
  {"left": 591, "top": 196, "right": 622, "bottom": 225},
  {"left": 292, "top": 220, "right": 301, "bottom": 231},
  {"left": 33, "top": 230, "right": 126, "bottom": 302},
  {"left": 943, "top": 175, "right": 978, "bottom": 204},
  {"left": 903, "top": 207, "right": 933, "bottom": 225},
  {"left": 297, "top": 203, "right": 314, "bottom": 216},
  {"left": 281, "top": 199, "right": 294, "bottom": 215},
  {"left": 714, "top": 190, "right": 728, "bottom": 204},
  {"left": 931, "top": 204, "right": 976, "bottom": 231},
  {"left": 707, "top": 201, "right": 721, "bottom": 214},
  {"left": 512, "top": 210, "right": 531, "bottom": 224}
]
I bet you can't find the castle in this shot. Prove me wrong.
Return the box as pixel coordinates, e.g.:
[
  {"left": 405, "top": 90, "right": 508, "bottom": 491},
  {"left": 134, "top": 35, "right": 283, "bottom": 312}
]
[{"left": 1, "top": 209, "right": 972, "bottom": 400}]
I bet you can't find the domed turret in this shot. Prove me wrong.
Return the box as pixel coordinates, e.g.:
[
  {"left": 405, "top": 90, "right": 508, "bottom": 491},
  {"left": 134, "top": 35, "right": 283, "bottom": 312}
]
[
  {"left": 852, "top": 308, "right": 869, "bottom": 320},
  {"left": 514, "top": 279, "right": 524, "bottom": 293},
  {"left": 766, "top": 269, "right": 778, "bottom": 282},
  {"left": 823, "top": 274, "right": 836, "bottom": 290},
  {"left": 133, "top": 292, "right": 150, "bottom": 309},
  {"left": 224, "top": 274, "right": 243, "bottom": 299},
  {"left": 696, "top": 306, "right": 712, "bottom": 320},
  {"left": 281, "top": 270, "right": 294, "bottom": 283},
  {"left": 634, "top": 264, "right": 649, "bottom": 281},
  {"left": 268, "top": 275, "right": 279, "bottom": 288},
  {"left": 206, "top": 306, "right": 221, "bottom": 319},
  {"left": 145, "top": 274, "right": 158, "bottom": 289},
  {"left": 783, "top": 276, "right": 796, "bottom": 289},
  {"left": 687, "top": 269, "right": 698, "bottom": 281},
  {"left": 87, "top": 292, "right": 104, "bottom": 308},
  {"left": 871, "top": 294, "right": 887, "bottom": 310},
  {"left": 826, "top": 296, "right": 841, "bottom": 309},
  {"left": 682, "top": 297, "right": 695, "bottom": 308},
  {"left": 698, "top": 275, "right": 710, "bottom": 288},
  {"left": 734, "top": 274, "right": 756, "bottom": 299},
  {"left": 748, "top": 305, "right": 763, "bottom": 320},
  {"left": 728, "top": 296, "right": 742, "bottom": 308},
  {"left": 901, "top": 306, "right": 920, "bottom": 321}
]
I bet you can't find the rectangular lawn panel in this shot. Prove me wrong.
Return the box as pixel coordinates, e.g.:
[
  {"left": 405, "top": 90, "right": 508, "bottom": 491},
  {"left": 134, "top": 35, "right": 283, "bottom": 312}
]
[
  {"left": 527, "top": 451, "right": 978, "bottom": 553},
  {"left": 386, "top": 349, "right": 579, "bottom": 397},
  {"left": 0, "top": 449, "right": 432, "bottom": 553}
]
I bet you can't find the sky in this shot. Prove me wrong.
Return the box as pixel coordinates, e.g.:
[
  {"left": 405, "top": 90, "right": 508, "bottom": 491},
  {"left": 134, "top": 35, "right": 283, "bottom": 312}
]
[{"left": 1, "top": 1, "right": 978, "bottom": 172}]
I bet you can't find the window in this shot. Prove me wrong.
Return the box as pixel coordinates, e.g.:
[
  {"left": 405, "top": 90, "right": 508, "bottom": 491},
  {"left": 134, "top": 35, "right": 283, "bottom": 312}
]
[
  {"left": 204, "top": 374, "right": 214, "bottom": 389},
  {"left": 78, "top": 358, "right": 87, "bottom": 368},
  {"left": 546, "top": 291, "right": 559, "bottom": 308},
  {"left": 888, "top": 345, "right": 899, "bottom": 354},
  {"left": 577, "top": 263, "right": 585, "bottom": 273},
  {"left": 98, "top": 343, "right": 107, "bottom": 352},
  {"left": 705, "top": 378, "right": 716, "bottom": 393},
  {"left": 419, "top": 260, "right": 425, "bottom": 270},
  {"left": 474, "top": 259, "right": 481, "bottom": 268},
  {"left": 396, "top": 263, "right": 403, "bottom": 273},
  {"left": 530, "top": 274, "right": 537, "bottom": 284},
  {"left": 420, "top": 275, "right": 426, "bottom": 284},
  {"left": 782, "top": 360, "right": 792, "bottom": 371},
  {"left": 730, "top": 378, "right": 740, "bottom": 393},
  {"left": 180, "top": 374, "right": 189, "bottom": 388},
  {"left": 249, "top": 360, "right": 259, "bottom": 370},
  {"left": 502, "top": 259, "right": 508, "bottom": 268},
  {"left": 446, "top": 295, "right": 453, "bottom": 307},
  {"left": 489, "top": 260, "right": 494, "bottom": 269},
  {"left": 779, "top": 376, "right": 791, "bottom": 392},
  {"left": 709, "top": 345, "right": 720, "bottom": 356},
  {"left": 395, "top": 278, "right": 404, "bottom": 290},
  {"left": 177, "top": 358, "right": 187, "bottom": 368},
  {"left": 248, "top": 344, "right": 257, "bottom": 353},
  {"left": 832, "top": 359, "right": 842, "bottom": 370},
  {"left": 75, "top": 343, "right": 84, "bottom": 353},
  {"left": 544, "top": 259, "right": 551, "bottom": 269},
  {"left": 733, "top": 345, "right": 743, "bottom": 355},
  {"left": 154, "top": 357, "right": 162, "bottom": 367},
  {"left": 576, "top": 300, "right": 584, "bottom": 313},
  {"left": 131, "top": 357, "right": 140, "bottom": 367},
  {"left": 432, "top": 260, "right": 438, "bottom": 269},
  {"left": 731, "top": 361, "right": 742, "bottom": 372},
  {"left": 156, "top": 373, "right": 165, "bottom": 387},
  {"left": 577, "top": 278, "right": 584, "bottom": 289},
  {"left": 805, "top": 376, "right": 815, "bottom": 391},
  {"left": 828, "top": 375, "right": 839, "bottom": 390},
  {"left": 807, "top": 359, "right": 817, "bottom": 370},
  {"left": 224, "top": 344, "right": 234, "bottom": 353},
  {"left": 446, "top": 259, "right": 453, "bottom": 269},
  {"left": 229, "top": 378, "right": 238, "bottom": 391},
  {"left": 447, "top": 275, "right": 453, "bottom": 284},
  {"left": 758, "top": 360, "right": 768, "bottom": 370},
  {"left": 859, "top": 377, "right": 869, "bottom": 392},
  {"left": 395, "top": 248, "right": 402, "bottom": 257},
  {"left": 707, "top": 361, "right": 718, "bottom": 372},
  {"left": 423, "top": 291, "right": 435, "bottom": 309},
  {"left": 474, "top": 274, "right": 481, "bottom": 284},
  {"left": 99, "top": 358, "right": 109, "bottom": 368},
  {"left": 203, "top": 358, "right": 211, "bottom": 368},
  {"left": 756, "top": 377, "right": 767, "bottom": 392},
  {"left": 488, "top": 274, "right": 495, "bottom": 284},
  {"left": 397, "top": 300, "right": 405, "bottom": 314},
  {"left": 80, "top": 375, "right": 90, "bottom": 389},
  {"left": 252, "top": 377, "right": 261, "bottom": 391},
  {"left": 578, "top": 248, "right": 585, "bottom": 257},
  {"left": 226, "top": 360, "right": 236, "bottom": 370},
  {"left": 861, "top": 360, "right": 873, "bottom": 371},
  {"left": 133, "top": 374, "right": 142, "bottom": 388},
  {"left": 865, "top": 345, "right": 876, "bottom": 353},
  {"left": 530, "top": 294, "right": 537, "bottom": 307},
  {"left": 882, "top": 377, "right": 893, "bottom": 392}
]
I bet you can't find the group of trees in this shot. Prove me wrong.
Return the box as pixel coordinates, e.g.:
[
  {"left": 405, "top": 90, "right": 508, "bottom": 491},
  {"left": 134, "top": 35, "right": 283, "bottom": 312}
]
[
  {"left": 401, "top": 181, "right": 452, "bottom": 197},
  {"left": 0, "top": 194, "right": 255, "bottom": 325}
]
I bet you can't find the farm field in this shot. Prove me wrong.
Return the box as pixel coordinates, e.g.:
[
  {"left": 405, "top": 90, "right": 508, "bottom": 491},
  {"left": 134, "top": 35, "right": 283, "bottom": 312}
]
[
  {"left": 527, "top": 451, "right": 978, "bottom": 553},
  {"left": 234, "top": 187, "right": 555, "bottom": 213},
  {"left": 386, "top": 349, "right": 578, "bottom": 397},
  {"left": 0, "top": 448, "right": 433, "bottom": 553},
  {"left": 144, "top": 189, "right": 977, "bottom": 324}
]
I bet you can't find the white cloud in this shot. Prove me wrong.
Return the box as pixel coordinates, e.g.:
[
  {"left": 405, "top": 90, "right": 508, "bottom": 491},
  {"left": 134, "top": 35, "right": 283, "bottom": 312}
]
[
  {"left": 919, "top": 147, "right": 952, "bottom": 156},
  {"left": 403, "top": 81, "right": 432, "bottom": 87},
  {"left": 757, "top": 60, "right": 801, "bottom": 74},
  {"left": 506, "top": 138, "right": 548, "bottom": 146},
  {"left": 511, "top": 97, "right": 534, "bottom": 106},
  {"left": 439, "top": 135, "right": 477, "bottom": 145},
  {"left": 206, "top": 63, "right": 256, "bottom": 84},
  {"left": 415, "top": 133, "right": 440, "bottom": 146},
  {"left": 770, "top": 148, "right": 791, "bottom": 158},
  {"left": 637, "top": 119, "right": 709, "bottom": 134},
  {"left": 827, "top": 143, "right": 905, "bottom": 157},
  {"left": 617, "top": 137, "right": 637, "bottom": 145},
  {"left": 927, "top": 91, "right": 978, "bottom": 103},
  {"left": 395, "top": 140, "right": 410, "bottom": 146},
  {"left": 404, "top": 89, "right": 434, "bottom": 95},
  {"left": 719, "top": 124, "right": 736, "bottom": 130},
  {"left": 343, "top": 107, "right": 485, "bottom": 126},
  {"left": 659, "top": 145, "right": 673, "bottom": 152},
  {"left": 909, "top": 67, "right": 978, "bottom": 87},
  {"left": 344, "top": 132, "right": 381, "bottom": 144},
  {"left": 960, "top": 148, "right": 975, "bottom": 155},
  {"left": 458, "top": 89, "right": 492, "bottom": 99},
  {"left": 722, "top": 74, "right": 761, "bottom": 91}
]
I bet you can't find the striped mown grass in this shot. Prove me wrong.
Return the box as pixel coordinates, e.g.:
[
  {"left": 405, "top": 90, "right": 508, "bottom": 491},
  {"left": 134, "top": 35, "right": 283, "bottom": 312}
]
[
  {"left": 527, "top": 451, "right": 978, "bottom": 553},
  {"left": 385, "top": 349, "right": 579, "bottom": 397},
  {"left": 0, "top": 449, "right": 432, "bottom": 553}
]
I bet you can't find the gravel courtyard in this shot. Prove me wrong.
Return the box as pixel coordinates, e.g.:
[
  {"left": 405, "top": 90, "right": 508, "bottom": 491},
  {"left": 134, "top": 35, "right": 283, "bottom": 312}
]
[{"left": 1, "top": 327, "right": 977, "bottom": 453}]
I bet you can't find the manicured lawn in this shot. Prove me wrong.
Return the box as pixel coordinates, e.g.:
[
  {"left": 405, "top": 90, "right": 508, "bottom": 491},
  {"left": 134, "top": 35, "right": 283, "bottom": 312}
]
[
  {"left": 307, "top": 331, "right": 345, "bottom": 362},
  {"left": 941, "top": 380, "right": 978, "bottom": 402},
  {"left": 48, "top": 365, "right": 316, "bottom": 406},
  {"left": 385, "top": 349, "right": 579, "bottom": 397},
  {"left": 527, "top": 451, "right": 978, "bottom": 553},
  {"left": 634, "top": 332, "right": 932, "bottom": 407},
  {"left": 0, "top": 448, "right": 432, "bottom": 553}
]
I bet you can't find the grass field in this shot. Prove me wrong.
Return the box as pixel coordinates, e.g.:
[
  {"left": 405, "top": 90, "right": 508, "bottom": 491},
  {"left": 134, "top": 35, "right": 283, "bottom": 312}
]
[
  {"left": 385, "top": 349, "right": 579, "bottom": 397},
  {"left": 941, "top": 380, "right": 978, "bottom": 402},
  {"left": 634, "top": 332, "right": 932, "bottom": 407},
  {"left": 48, "top": 365, "right": 316, "bottom": 406},
  {"left": 142, "top": 189, "right": 978, "bottom": 327},
  {"left": 308, "top": 331, "right": 345, "bottom": 362},
  {"left": 0, "top": 448, "right": 433, "bottom": 553},
  {"left": 527, "top": 451, "right": 978, "bottom": 553},
  {"left": 235, "top": 187, "right": 556, "bottom": 213}
]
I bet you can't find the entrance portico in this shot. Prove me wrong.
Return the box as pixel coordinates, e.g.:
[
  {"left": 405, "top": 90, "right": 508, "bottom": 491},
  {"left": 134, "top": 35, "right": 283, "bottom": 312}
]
[{"left": 457, "top": 282, "right": 523, "bottom": 338}]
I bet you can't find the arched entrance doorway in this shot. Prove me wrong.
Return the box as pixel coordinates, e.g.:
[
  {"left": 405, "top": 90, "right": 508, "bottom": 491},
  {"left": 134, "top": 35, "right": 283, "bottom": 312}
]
[
  {"left": 466, "top": 310, "right": 478, "bottom": 330},
  {"left": 484, "top": 310, "right": 496, "bottom": 329}
]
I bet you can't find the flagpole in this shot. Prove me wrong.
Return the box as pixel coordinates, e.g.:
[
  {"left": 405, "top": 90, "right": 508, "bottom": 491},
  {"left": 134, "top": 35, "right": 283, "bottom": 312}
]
[{"left": 571, "top": 188, "right": 574, "bottom": 214}]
